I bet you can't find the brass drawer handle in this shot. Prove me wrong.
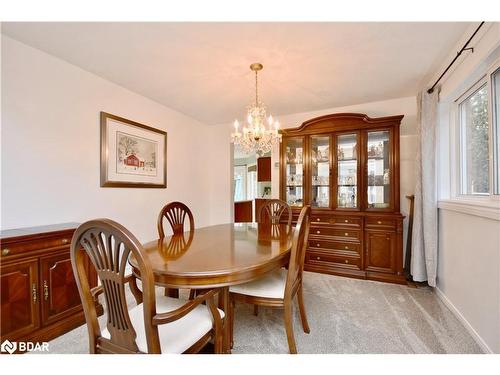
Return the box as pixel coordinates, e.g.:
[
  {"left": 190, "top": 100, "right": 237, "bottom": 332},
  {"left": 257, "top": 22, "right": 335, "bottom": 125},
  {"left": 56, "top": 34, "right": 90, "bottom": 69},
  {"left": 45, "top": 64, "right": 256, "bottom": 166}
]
[
  {"left": 316, "top": 243, "right": 320, "bottom": 247},
  {"left": 377, "top": 221, "right": 382, "bottom": 224},
  {"left": 344, "top": 246, "right": 349, "bottom": 250},
  {"left": 2, "top": 248, "right": 10, "bottom": 256},
  {"left": 344, "top": 232, "right": 349, "bottom": 236},
  {"left": 316, "top": 230, "right": 321, "bottom": 234},
  {"left": 344, "top": 219, "right": 349, "bottom": 223},
  {"left": 62, "top": 238, "right": 69, "bottom": 244},
  {"left": 32, "top": 283, "right": 37, "bottom": 303},
  {"left": 345, "top": 260, "right": 349, "bottom": 264},
  {"left": 316, "top": 256, "right": 321, "bottom": 260},
  {"left": 43, "top": 280, "right": 49, "bottom": 301}
]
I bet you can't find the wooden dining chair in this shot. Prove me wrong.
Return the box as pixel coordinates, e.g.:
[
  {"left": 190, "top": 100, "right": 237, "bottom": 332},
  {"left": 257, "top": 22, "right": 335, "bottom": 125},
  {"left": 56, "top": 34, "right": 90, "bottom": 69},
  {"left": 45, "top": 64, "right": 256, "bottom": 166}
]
[
  {"left": 258, "top": 199, "right": 292, "bottom": 228},
  {"left": 70, "top": 218, "right": 223, "bottom": 354},
  {"left": 157, "top": 201, "right": 195, "bottom": 298},
  {"left": 229, "top": 206, "right": 311, "bottom": 354},
  {"left": 157, "top": 201, "right": 195, "bottom": 238},
  {"left": 253, "top": 199, "right": 293, "bottom": 316}
]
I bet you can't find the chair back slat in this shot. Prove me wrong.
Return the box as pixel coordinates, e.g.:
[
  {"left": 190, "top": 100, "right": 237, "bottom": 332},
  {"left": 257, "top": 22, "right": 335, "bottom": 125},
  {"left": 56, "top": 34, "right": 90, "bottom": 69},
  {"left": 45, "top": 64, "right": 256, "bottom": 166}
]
[
  {"left": 285, "top": 206, "right": 311, "bottom": 297},
  {"left": 158, "top": 202, "right": 195, "bottom": 238},
  {"left": 259, "top": 199, "right": 292, "bottom": 228},
  {"left": 71, "top": 219, "right": 160, "bottom": 353}
]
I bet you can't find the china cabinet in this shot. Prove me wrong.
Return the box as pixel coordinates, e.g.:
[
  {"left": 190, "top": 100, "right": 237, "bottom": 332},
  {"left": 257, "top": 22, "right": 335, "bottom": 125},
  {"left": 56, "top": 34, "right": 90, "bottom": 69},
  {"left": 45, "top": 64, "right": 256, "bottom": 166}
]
[{"left": 280, "top": 113, "right": 405, "bottom": 284}]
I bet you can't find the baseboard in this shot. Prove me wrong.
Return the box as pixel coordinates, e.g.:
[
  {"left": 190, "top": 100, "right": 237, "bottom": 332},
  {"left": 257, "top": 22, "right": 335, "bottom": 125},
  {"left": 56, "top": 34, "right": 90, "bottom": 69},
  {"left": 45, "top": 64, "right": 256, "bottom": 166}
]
[{"left": 434, "top": 286, "right": 494, "bottom": 354}]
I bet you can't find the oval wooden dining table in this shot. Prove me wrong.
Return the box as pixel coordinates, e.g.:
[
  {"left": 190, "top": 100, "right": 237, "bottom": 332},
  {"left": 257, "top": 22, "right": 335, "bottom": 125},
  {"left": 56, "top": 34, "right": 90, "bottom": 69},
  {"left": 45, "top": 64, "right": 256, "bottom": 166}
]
[{"left": 128, "top": 222, "right": 293, "bottom": 353}]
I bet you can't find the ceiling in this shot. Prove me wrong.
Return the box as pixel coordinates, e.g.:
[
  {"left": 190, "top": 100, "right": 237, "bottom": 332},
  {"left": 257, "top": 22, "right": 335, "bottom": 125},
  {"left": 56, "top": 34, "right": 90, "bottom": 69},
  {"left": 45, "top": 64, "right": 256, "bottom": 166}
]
[{"left": 2, "top": 22, "right": 471, "bottom": 125}]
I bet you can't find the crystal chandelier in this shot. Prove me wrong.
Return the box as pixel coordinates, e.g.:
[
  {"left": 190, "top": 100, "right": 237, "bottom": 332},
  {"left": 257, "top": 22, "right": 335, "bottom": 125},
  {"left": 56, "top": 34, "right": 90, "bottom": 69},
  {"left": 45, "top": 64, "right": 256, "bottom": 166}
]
[{"left": 231, "top": 63, "right": 281, "bottom": 155}]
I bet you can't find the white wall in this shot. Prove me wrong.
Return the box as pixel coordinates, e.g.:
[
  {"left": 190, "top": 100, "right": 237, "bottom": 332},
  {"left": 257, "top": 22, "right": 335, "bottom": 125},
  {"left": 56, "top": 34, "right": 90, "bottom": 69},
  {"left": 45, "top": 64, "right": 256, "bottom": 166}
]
[
  {"left": 437, "top": 209, "right": 500, "bottom": 353},
  {"left": 1, "top": 36, "right": 212, "bottom": 242},
  {"left": 209, "top": 96, "right": 418, "bottom": 239},
  {"left": 433, "top": 23, "right": 500, "bottom": 353}
]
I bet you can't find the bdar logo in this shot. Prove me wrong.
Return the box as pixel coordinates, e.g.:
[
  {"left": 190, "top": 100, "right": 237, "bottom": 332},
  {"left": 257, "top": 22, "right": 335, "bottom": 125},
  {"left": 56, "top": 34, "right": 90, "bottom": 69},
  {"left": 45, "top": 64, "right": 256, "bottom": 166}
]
[{"left": 1, "top": 339, "right": 17, "bottom": 354}]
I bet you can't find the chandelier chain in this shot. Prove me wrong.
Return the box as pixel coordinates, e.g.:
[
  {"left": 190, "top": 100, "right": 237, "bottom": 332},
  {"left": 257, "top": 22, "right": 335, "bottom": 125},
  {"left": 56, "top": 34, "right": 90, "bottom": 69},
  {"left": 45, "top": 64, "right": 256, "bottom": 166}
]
[{"left": 255, "top": 70, "right": 258, "bottom": 106}]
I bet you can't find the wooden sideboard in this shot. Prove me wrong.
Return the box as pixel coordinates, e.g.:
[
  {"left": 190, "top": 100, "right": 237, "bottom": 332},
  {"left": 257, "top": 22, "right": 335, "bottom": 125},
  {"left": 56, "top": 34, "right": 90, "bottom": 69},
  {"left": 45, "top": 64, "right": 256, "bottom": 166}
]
[
  {"left": 0, "top": 223, "right": 100, "bottom": 345},
  {"left": 280, "top": 113, "right": 406, "bottom": 284}
]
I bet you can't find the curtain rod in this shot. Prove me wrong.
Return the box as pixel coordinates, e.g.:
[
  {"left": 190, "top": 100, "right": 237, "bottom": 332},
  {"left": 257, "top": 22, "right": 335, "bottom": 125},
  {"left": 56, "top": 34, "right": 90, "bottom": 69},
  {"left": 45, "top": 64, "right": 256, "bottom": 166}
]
[{"left": 427, "top": 22, "right": 485, "bottom": 94}]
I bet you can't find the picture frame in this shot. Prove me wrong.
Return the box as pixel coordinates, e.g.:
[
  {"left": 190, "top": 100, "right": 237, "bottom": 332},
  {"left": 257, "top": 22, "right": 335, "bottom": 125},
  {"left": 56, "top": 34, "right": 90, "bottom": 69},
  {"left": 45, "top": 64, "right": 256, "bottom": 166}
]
[{"left": 100, "top": 112, "right": 167, "bottom": 188}]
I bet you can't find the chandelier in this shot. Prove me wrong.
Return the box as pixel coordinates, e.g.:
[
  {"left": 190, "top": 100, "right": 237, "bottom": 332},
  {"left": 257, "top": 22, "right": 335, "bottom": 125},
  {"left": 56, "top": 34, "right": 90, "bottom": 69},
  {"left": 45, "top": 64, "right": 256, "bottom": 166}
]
[{"left": 231, "top": 63, "right": 281, "bottom": 155}]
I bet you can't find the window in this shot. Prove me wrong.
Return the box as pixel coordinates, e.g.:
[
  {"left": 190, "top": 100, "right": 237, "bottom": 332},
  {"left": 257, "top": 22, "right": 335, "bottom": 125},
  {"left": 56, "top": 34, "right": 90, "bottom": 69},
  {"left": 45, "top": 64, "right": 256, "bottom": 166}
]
[
  {"left": 492, "top": 67, "right": 500, "bottom": 194},
  {"left": 455, "top": 59, "right": 500, "bottom": 199},
  {"left": 458, "top": 83, "right": 489, "bottom": 195},
  {"left": 234, "top": 165, "right": 247, "bottom": 201}
]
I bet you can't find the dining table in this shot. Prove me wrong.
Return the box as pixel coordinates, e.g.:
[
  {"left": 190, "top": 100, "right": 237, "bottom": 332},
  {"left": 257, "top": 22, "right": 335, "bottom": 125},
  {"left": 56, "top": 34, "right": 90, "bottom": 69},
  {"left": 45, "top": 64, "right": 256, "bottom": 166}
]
[{"left": 128, "top": 222, "right": 293, "bottom": 353}]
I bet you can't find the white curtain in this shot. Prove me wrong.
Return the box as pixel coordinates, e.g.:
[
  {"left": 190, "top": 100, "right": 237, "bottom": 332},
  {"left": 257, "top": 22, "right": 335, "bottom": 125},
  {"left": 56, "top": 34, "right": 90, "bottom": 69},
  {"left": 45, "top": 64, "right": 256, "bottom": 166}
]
[{"left": 411, "top": 90, "right": 439, "bottom": 286}]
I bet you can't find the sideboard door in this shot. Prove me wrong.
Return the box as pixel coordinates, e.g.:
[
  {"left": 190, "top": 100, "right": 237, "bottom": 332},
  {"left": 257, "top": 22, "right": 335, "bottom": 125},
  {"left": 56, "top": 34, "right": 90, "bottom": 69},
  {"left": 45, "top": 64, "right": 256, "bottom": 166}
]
[
  {"left": 364, "top": 230, "right": 397, "bottom": 274},
  {"left": 1, "top": 259, "right": 40, "bottom": 340},
  {"left": 40, "top": 253, "right": 82, "bottom": 326}
]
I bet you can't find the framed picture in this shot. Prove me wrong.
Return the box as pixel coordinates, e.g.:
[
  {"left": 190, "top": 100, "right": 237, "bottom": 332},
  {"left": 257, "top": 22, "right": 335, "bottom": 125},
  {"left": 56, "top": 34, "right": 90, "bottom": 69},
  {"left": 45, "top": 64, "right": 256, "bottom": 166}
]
[{"left": 100, "top": 112, "right": 167, "bottom": 188}]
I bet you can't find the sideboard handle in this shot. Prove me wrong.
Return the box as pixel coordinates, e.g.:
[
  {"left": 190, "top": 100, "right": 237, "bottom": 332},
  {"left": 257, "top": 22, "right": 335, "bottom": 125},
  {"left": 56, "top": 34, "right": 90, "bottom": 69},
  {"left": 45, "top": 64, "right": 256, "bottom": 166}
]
[
  {"left": 32, "top": 283, "right": 37, "bottom": 303},
  {"left": 43, "top": 280, "right": 49, "bottom": 301},
  {"left": 2, "top": 248, "right": 10, "bottom": 256}
]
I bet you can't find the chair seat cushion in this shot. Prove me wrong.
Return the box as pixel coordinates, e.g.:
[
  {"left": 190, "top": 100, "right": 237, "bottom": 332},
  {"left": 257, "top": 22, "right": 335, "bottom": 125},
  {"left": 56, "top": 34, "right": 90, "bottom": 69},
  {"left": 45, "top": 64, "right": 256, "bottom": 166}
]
[
  {"left": 102, "top": 295, "right": 224, "bottom": 353},
  {"left": 229, "top": 268, "right": 287, "bottom": 299}
]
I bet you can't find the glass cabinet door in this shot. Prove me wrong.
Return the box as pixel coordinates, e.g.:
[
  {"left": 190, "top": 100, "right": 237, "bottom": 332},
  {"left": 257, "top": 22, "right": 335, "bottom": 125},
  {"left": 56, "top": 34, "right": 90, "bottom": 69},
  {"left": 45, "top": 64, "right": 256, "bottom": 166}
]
[
  {"left": 367, "top": 130, "right": 391, "bottom": 209},
  {"left": 336, "top": 134, "right": 358, "bottom": 208},
  {"left": 310, "top": 136, "right": 330, "bottom": 208},
  {"left": 284, "top": 138, "right": 304, "bottom": 207}
]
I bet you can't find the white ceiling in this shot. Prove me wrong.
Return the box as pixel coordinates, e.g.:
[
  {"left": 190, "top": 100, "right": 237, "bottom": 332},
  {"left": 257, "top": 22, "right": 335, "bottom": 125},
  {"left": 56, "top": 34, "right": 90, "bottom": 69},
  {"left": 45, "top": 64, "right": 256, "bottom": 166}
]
[{"left": 2, "top": 22, "right": 471, "bottom": 125}]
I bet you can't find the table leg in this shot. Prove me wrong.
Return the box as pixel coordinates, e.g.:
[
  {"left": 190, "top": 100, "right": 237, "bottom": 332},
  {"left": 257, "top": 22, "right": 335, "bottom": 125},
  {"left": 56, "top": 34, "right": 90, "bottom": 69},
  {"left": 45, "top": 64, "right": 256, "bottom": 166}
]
[
  {"left": 164, "top": 287, "right": 179, "bottom": 298},
  {"left": 218, "top": 286, "right": 231, "bottom": 354}
]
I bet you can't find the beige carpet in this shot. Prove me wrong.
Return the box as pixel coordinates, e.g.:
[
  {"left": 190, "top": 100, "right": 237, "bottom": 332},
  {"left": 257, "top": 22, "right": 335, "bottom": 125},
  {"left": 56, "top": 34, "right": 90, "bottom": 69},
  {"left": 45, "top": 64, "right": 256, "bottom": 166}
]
[{"left": 43, "top": 272, "right": 483, "bottom": 354}]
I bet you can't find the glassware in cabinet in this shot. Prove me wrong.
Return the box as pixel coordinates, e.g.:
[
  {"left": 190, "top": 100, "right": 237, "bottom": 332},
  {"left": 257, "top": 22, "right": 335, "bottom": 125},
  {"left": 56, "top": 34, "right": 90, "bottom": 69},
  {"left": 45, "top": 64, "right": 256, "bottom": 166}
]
[
  {"left": 367, "top": 130, "right": 391, "bottom": 209},
  {"left": 284, "top": 138, "right": 304, "bottom": 207},
  {"left": 336, "top": 133, "right": 358, "bottom": 208},
  {"left": 310, "top": 136, "right": 330, "bottom": 208}
]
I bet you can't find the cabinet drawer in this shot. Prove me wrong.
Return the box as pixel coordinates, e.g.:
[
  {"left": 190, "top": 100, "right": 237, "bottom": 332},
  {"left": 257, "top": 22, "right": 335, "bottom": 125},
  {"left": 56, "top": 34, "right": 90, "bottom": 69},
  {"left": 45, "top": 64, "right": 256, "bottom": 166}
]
[
  {"left": 330, "top": 216, "right": 362, "bottom": 227},
  {"left": 308, "top": 239, "right": 361, "bottom": 253},
  {"left": 1, "top": 236, "right": 72, "bottom": 258},
  {"left": 311, "top": 214, "right": 331, "bottom": 224},
  {"left": 365, "top": 217, "right": 396, "bottom": 229},
  {"left": 309, "top": 227, "right": 360, "bottom": 241},
  {"left": 330, "top": 228, "right": 361, "bottom": 241},
  {"left": 306, "top": 251, "right": 361, "bottom": 270},
  {"left": 311, "top": 215, "right": 362, "bottom": 227}
]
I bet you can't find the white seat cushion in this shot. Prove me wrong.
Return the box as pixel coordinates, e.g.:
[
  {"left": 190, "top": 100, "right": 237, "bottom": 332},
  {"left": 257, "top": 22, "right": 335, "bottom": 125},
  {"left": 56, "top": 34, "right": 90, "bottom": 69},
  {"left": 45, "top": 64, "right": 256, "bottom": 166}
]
[
  {"left": 229, "top": 268, "right": 288, "bottom": 299},
  {"left": 102, "top": 295, "right": 224, "bottom": 353}
]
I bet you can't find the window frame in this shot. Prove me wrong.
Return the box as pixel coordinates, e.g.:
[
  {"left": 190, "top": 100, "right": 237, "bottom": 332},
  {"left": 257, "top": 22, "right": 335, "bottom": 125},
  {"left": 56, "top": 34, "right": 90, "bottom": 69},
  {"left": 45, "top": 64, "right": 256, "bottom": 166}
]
[
  {"left": 451, "top": 58, "right": 500, "bottom": 202},
  {"left": 489, "top": 64, "right": 500, "bottom": 195},
  {"left": 457, "top": 78, "right": 489, "bottom": 196}
]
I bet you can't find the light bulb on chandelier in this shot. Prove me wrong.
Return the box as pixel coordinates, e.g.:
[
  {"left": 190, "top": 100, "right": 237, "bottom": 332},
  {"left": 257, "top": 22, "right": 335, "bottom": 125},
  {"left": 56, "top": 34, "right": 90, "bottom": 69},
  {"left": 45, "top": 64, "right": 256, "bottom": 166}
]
[{"left": 230, "top": 63, "right": 281, "bottom": 155}]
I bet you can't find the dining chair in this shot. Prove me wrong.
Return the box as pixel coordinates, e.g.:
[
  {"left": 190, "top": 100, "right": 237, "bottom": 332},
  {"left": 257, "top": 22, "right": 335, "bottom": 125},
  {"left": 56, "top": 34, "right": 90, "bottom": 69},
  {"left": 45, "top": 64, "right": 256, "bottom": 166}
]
[
  {"left": 258, "top": 199, "right": 293, "bottom": 228},
  {"left": 229, "top": 205, "right": 311, "bottom": 354},
  {"left": 70, "top": 218, "right": 223, "bottom": 354},
  {"left": 253, "top": 199, "right": 293, "bottom": 316},
  {"left": 157, "top": 201, "right": 195, "bottom": 298},
  {"left": 157, "top": 201, "right": 195, "bottom": 238}
]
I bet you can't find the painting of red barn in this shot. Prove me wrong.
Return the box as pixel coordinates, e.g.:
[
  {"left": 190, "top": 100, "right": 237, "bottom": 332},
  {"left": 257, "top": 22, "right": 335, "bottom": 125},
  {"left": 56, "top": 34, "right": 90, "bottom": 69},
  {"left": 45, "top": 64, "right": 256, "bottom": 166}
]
[
  {"left": 101, "top": 112, "right": 166, "bottom": 188},
  {"left": 123, "top": 154, "right": 145, "bottom": 167},
  {"left": 117, "top": 132, "right": 157, "bottom": 175}
]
